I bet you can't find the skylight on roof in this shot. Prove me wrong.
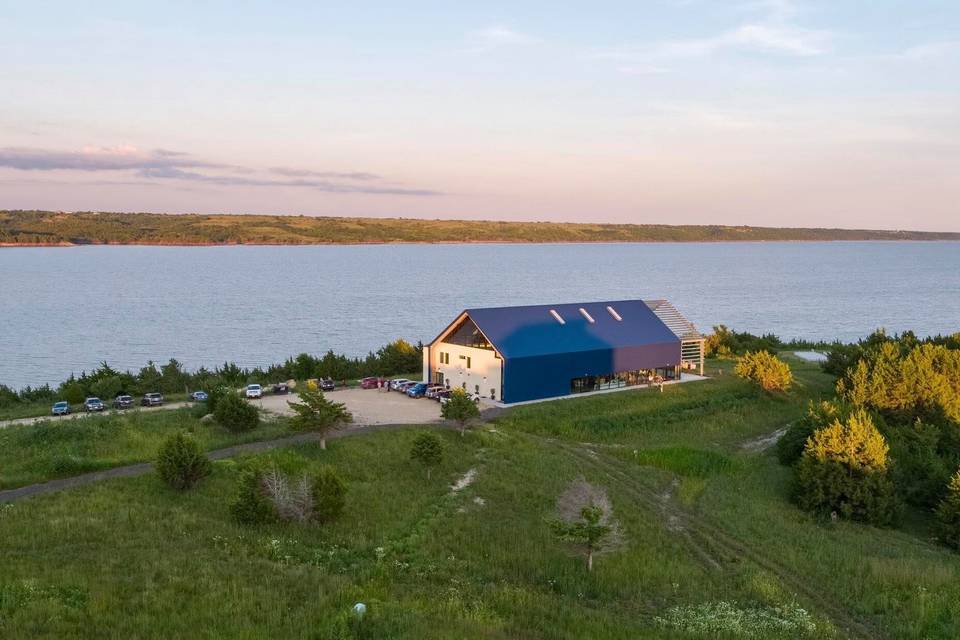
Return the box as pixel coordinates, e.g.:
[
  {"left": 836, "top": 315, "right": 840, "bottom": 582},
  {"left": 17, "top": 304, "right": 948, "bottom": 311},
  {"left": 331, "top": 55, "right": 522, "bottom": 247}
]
[
  {"left": 606, "top": 306, "right": 622, "bottom": 321},
  {"left": 549, "top": 309, "right": 566, "bottom": 325},
  {"left": 579, "top": 308, "right": 595, "bottom": 323}
]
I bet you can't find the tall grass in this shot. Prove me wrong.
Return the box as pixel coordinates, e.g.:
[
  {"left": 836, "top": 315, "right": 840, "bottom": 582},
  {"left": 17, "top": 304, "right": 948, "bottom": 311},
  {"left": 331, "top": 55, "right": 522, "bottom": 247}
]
[
  {"left": 0, "top": 408, "right": 288, "bottom": 489},
  {"left": 1, "top": 358, "right": 957, "bottom": 638}
]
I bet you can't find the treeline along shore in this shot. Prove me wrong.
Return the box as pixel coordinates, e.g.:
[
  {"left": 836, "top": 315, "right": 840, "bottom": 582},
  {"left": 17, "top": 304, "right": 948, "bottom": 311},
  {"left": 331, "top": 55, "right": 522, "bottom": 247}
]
[{"left": 3, "top": 210, "right": 959, "bottom": 246}]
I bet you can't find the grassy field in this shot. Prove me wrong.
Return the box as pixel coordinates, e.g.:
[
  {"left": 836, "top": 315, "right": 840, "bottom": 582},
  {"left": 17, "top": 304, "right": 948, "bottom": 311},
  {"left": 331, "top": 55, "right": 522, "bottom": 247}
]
[
  {"left": 0, "top": 393, "right": 190, "bottom": 422},
  {"left": 1, "top": 359, "right": 958, "bottom": 638},
  {"left": 4, "top": 210, "right": 960, "bottom": 246},
  {"left": 0, "top": 407, "right": 288, "bottom": 490}
]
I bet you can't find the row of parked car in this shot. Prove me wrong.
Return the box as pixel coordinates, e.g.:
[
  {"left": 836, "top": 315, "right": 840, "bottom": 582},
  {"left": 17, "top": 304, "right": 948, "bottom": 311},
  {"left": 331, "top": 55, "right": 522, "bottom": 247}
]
[
  {"left": 243, "top": 378, "right": 335, "bottom": 400},
  {"left": 360, "top": 376, "right": 478, "bottom": 405},
  {"left": 48, "top": 378, "right": 341, "bottom": 416},
  {"left": 51, "top": 391, "right": 173, "bottom": 415}
]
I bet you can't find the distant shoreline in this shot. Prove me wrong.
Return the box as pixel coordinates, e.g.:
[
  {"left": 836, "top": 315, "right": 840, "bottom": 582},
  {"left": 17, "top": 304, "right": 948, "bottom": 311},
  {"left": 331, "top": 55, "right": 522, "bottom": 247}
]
[
  {"left": 3, "top": 238, "right": 960, "bottom": 248},
  {"left": 2, "top": 210, "right": 958, "bottom": 246}
]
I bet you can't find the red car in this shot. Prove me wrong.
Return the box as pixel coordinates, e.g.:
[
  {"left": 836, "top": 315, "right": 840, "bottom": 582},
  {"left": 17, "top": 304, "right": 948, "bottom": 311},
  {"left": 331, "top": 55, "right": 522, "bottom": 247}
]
[{"left": 361, "top": 376, "right": 385, "bottom": 389}]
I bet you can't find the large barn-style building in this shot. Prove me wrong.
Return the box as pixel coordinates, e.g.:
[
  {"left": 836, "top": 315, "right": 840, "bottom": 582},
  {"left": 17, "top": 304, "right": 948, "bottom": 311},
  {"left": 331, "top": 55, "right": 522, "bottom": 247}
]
[{"left": 422, "top": 299, "right": 704, "bottom": 404}]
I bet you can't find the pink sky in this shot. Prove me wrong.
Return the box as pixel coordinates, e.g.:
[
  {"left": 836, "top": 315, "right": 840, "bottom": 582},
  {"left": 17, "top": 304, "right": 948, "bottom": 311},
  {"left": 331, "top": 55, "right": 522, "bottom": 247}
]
[{"left": 1, "top": 1, "right": 958, "bottom": 231}]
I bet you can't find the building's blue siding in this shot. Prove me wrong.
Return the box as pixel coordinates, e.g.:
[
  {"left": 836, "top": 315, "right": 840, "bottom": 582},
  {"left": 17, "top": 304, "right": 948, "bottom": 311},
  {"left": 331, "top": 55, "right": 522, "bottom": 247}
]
[
  {"left": 466, "top": 300, "right": 678, "bottom": 359},
  {"left": 429, "top": 299, "right": 688, "bottom": 404},
  {"left": 502, "top": 340, "right": 681, "bottom": 404}
]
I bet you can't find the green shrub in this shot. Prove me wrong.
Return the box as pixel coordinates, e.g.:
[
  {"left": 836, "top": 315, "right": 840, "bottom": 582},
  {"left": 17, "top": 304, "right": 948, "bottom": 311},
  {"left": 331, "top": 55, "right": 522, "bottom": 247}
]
[
  {"left": 311, "top": 466, "right": 347, "bottom": 524},
  {"left": 705, "top": 325, "right": 785, "bottom": 358},
  {"left": 777, "top": 401, "right": 848, "bottom": 466},
  {"left": 410, "top": 432, "right": 443, "bottom": 478},
  {"left": 836, "top": 341, "right": 960, "bottom": 424},
  {"left": 735, "top": 351, "right": 793, "bottom": 392},
  {"left": 204, "top": 385, "right": 231, "bottom": 415},
  {"left": 887, "top": 420, "right": 953, "bottom": 508},
  {"left": 794, "top": 409, "right": 900, "bottom": 525},
  {"left": 936, "top": 469, "right": 960, "bottom": 549},
  {"left": 214, "top": 392, "right": 259, "bottom": 432},
  {"left": 441, "top": 388, "right": 480, "bottom": 435},
  {"left": 60, "top": 381, "right": 86, "bottom": 405},
  {"left": 89, "top": 376, "right": 123, "bottom": 402},
  {"left": 155, "top": 432, "right": 211, "bottom": 490},
  {"left": 230, "top": 469, "right": 276, "bottom": 524}
]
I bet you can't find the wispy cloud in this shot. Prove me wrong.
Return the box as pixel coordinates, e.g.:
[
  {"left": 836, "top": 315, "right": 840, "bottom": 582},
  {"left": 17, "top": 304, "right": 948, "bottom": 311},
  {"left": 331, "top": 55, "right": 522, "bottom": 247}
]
[
  {"left": 137, "top": 167, "right": 440, "bottom": 195},
  {"left": 269, "top": 167, "right": 381, "bottom": 180},
  {"left": 615, "top": 64, "right": 670, "bottom": 76},
  {"left": 893, "top": 40, "right": 960, "bottom": 61},
  {"left": 0, "top": 146, "right": 440, "bottom": 196},
  {"left": 596, "top": 0, "right": 830, "bottom": 74},
  {"left": 465, "top": 25, "right": 541, "bottom": 52},
  {"left": 0, "top": 146, "right": 220, "bottom": 171}
]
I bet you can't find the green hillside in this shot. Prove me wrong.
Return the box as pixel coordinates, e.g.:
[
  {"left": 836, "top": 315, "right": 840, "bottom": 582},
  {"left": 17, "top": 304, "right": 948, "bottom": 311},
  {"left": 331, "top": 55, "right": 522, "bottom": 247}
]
[
  {"left": 2, "top": 359, "right": 958, "bottom": 638},
  {"left": 2, "top": 210, "right": 957, "bottom": 245}
]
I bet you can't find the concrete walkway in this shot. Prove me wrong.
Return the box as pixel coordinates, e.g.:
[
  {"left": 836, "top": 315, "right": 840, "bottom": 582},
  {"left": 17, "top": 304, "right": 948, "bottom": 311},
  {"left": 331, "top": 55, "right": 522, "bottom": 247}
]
[
  {"left": 486, "top": 372, "right": 709, "bottom": 408},
  {"left": 0, "top": 422, "right": 461, "bottom": 504},
  {"left": 792, "top": 351, "right": 828, "bottom": 363}
]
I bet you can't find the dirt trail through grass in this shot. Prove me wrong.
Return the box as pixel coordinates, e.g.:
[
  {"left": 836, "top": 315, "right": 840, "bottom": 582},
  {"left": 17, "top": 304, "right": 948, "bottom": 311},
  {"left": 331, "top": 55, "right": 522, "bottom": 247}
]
[
  {"left": 739, "top": 424, "right": 791, "bottom": 452},
  {"left": 553, "top": 439, "right": 881, "bottom": 640},
  {"left": 0, "top": 422, "right": 458, "bottom": 504}
]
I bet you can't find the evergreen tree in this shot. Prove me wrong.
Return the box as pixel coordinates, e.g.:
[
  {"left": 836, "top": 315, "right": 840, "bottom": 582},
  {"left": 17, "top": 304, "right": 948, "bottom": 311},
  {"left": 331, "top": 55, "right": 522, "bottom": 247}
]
[
  {"left": 550, "top": 504, "right": 612, "bottom": 572},
  {"left": 155, "top": 432, "right": 212, "bottom": 490},
  {"left": 311, "top": 466, "right": 347, "bottom": 523},
  {"left": 287, "top": 388, "right": 352, "bottom": 449},
  {"left": 794, "top": 409, "right": 900, "bottom": 525},
  {"left": 410, "top": 432, "right": 443, "bottom": 478},
  {"left": 214, "top": 391, "right": 260, "bottom": 432},
  {"left": 441, "top": 388, "right": 480, "bottom": 436},
  {"left": 936, "top": 469, "right": 960, "bottom": 550},
  {"left": 734, "top": 351, "right": 793, "bottom": 392}
]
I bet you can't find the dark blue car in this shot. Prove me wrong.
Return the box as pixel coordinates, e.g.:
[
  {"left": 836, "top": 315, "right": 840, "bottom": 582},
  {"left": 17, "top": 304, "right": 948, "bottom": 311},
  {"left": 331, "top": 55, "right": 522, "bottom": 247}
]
[{"left": 406, "top": 382, "right": 430, "bottom": 398}]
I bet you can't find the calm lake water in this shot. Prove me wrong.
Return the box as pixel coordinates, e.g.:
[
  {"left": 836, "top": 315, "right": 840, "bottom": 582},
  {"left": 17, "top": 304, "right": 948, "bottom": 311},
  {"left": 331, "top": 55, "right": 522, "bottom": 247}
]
[{"left": 1, "top": 242, "right": 958, "bottom": 390}]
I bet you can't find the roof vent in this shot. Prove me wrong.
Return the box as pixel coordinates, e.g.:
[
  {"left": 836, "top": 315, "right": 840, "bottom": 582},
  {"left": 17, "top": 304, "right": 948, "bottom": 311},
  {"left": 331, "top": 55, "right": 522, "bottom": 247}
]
[
  {"left": 579, "top": 308, "right": 595, "bottom": 323},
  {"left": 606, "top": 306, "right": 622, "bottom": 321},
  {"left": 549, "top": 309, "right": 566, "bottom": 325}
]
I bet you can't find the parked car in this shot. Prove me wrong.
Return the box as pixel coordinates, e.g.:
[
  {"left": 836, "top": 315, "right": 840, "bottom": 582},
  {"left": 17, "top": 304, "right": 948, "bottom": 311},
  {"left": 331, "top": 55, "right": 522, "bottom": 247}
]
[
  {"left": 272, "top": 383, "right": 289, "bottom": 395},
  {"left": 189, "top": 390, "right": 209, "bottom": 402},
  {"left": 320, "top": 378, "right": 335, "bottom": 392},
  {"left": 438, "top": 389, "right": 481, "bottom": 405},
  {"left": 434, "top": 389, "right": 452, "bottom": 403},
  {"left": 141, "top": 392, "right": 164, "bottom": 407},
  {"left": 360, "top": 376, "right": 384, "bottom": 389},
  {"left": 389, "top": 378, "right": 410, "bottom": 391},
  {"left": 245, "top": 384, "right": 263, "bottom": 399},
  {"left": 425, "top": 385, "right": 446, "bottom": 399},
  {"left": 51, "top": 401, "right": 71, "bottom": 416},
  {"left": 113, "top": 394, "right": 134, "bottom": 409},
  {"left": 406, "top": 382, "right": 431, "bottom": 398},
  {"left": 84, "top": 397, "right": 105, "bottom": 412},
  {"left": 398, "top": 381, "right": 419, "bottom": 394}
]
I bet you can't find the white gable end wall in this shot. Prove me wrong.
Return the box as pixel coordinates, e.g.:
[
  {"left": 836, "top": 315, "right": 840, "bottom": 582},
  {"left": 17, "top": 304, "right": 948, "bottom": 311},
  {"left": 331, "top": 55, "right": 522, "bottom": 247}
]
[{"left": 429, "top": 342, "right": 502, "bottom": 401}]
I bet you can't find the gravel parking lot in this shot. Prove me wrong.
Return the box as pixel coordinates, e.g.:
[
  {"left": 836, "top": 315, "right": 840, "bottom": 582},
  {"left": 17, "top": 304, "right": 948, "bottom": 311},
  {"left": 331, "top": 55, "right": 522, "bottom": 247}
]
[
  {"left": 0, "top": 386, "right": 444, "bottom": 431},
  {"left": 255, "top": 387, "right": 443, "bottom": 425}
]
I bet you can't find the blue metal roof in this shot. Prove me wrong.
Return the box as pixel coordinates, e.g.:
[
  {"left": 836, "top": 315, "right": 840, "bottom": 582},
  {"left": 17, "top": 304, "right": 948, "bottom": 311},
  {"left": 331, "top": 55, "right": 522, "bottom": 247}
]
[{"left": 464, "top": 299, "right": 680, "bottom": 360}]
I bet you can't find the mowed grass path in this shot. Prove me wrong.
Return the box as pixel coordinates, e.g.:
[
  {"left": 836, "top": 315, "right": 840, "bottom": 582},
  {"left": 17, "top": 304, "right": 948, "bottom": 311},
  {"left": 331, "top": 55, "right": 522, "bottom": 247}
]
[
  {"left": 1, "top": 360, "right": 958, "bottom": 638},
  {"left": 0, "top": 407, "right": 288, "bottom": 490}
]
